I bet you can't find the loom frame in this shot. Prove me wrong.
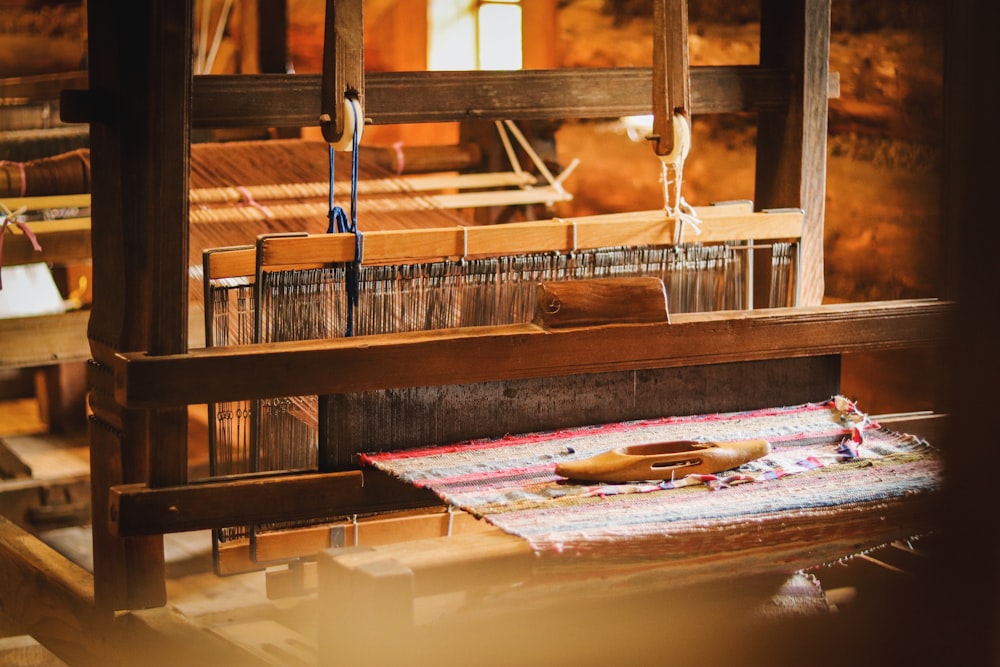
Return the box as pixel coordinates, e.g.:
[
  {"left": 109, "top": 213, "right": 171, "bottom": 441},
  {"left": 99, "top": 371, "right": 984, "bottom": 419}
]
[{"left": 0, "top": 1, "right": 978, "bottom": 665}]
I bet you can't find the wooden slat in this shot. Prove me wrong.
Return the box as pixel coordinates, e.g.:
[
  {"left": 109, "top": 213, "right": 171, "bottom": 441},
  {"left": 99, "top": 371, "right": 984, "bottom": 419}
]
[
  {"left": 110, "top": 470, "right": 363, "bottom": 536},
  {"left": 256, "top": 206, "right": 803, "bottom": 268},
  {"left": 113, "top": 299, "right": 951, "bottom": 408},
  {"left": 110, "top": 468, "right": 440, "bottom": 537},
  {"left": 2, "top": 218, "right": 92, "bottom": 267},
  {"left": 59, "top": 66, "right": 841, "bottom": 128},
  {"left": 533, "top": 277, "right": 669, "bottom": 328},
  {"left": 0, "top": 71, "right": 88, "bottom": 103},
  {"left": 204, "top": 245, "right": 256, "bottom": 281},
  {"left": 219, "top": 507, "right": 490, "bottom": 574},
  {"left": 0, "top": 195, "right": 91, "bottom": 212},
  {"left": 161, "top": 66, "right": 838, "bottom": 129},
  {"left": 0, "top": 311, "right": 91, "bottom": 369}
]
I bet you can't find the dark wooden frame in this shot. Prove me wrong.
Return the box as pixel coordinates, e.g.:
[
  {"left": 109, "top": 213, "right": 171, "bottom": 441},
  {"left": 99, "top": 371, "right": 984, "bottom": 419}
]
[
  {"left": 0, "top": 0, "right": 979, "bottom": 663},
  {"left": 78, "top": 0, "right": 886, "bottom": 612}
]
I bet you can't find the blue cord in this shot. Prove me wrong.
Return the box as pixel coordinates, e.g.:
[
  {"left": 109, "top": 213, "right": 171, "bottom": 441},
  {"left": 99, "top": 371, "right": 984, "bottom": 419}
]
[{"left": 326, "top": 99, "right": 364, "bottom": 336}]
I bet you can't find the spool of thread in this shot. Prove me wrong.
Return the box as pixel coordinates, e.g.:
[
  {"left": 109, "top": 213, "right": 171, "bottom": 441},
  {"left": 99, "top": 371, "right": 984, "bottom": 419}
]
[{"left": 0, "top": 150, "right": 91, "bottom": 197}]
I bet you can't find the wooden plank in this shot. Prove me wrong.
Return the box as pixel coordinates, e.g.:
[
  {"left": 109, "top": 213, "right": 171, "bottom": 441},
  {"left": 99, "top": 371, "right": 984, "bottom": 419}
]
[
  {"left": 166, "top": 65, "right": 833, "bottom": 129},
  {"left": 0, "top": 440, "right": 32, "bottom": 479},
  {"left": 110, "top": 470, "right": 362, "bottom": 536},
  {"left": 255, "top": 207, "right": 803, "bottom": 268},
  {"left": 0, "top": 433, "right": 89, "bottom": 480},
  {"left": 0, "top": 311, "right": 91, "bottom": 369},
  {"left": 0, "top": 71, "right": 88, "bottom": 103},
  {"left": 534, "top": 276, "right": 670, "bottom": 329},
  {"left": 110, "top": 468, "right": 439, "bottom": 536},
  {"left": 2, "top": 218, "right": 92, "bottom": 267},
  {"left": 0, "top": 195, "right": 91, "bottom": 213},
  {"left": 0, "top": 516, "right": 98, "bottom": 665},
  {"left": 113, "top": 299, "right": 951, "bottom": 409},
  {"left": 0, "top": 307, "right": 206, "bottom": 375},
  {"left": 0, "top": 474, "right": 91, "bottom": 533},
  {"left": 534, "top": 277, "right": 669, "bottom": 328},
  {"left": 219, "top": 507, "right": 490, "bottom": 574}
]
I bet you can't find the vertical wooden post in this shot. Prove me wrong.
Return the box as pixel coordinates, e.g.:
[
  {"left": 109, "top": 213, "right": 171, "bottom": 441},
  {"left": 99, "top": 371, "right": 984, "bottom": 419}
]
[
  {"left": 936, "top": 3, "right": 1000, "bottom": 665},
  {"left": 649, "top": 0, "right": 690, "bottom": 157},
  {"left": 85, "top": 0, "right": 192, "bottom": 612},
  {"left": 320, "top": 0, "right": 365, "bottom": 145},
  {"left": 754, "top": 0, "right": 830, "bottom": 307}
]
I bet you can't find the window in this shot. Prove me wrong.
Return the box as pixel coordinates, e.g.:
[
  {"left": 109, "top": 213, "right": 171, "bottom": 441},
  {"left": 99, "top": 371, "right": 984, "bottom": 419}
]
[{"left": 428, "top": 0, "right": 523, "bottom": 71}]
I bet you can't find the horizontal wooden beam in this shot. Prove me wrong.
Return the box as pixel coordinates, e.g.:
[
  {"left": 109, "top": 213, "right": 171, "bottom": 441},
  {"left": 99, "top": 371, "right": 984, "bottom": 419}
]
[
  {"left": 62, "top": 67, "right": 839, "bottom": 128},
  {"left": 0, "top": 311, "right": 91, "bottom": 369},
  {"left": 3, "top": 218, "right": 92, "bottom": 267},
  {"left": 0, "top": 71, "right": 88, "bottom": 103},
  {"left": 109, "top": 468, "right": 440, "bottom": 536},
  {"left": 220, "top": 506, "right": 490, "bottom": 576},
  {"left": 113, "top": 300, "right": 952, "bottom": 409}
]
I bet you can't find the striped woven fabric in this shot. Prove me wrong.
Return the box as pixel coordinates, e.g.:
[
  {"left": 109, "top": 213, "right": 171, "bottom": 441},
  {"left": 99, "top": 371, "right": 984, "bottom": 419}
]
[{"left": 360, "top": 397, "right": 940, "bottom": 577}]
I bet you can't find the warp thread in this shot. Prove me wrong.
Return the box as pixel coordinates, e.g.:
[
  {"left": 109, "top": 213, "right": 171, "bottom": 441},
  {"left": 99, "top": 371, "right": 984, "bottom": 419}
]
[{"left": 326, "top": 98, "right": 364, "bottom": 336}]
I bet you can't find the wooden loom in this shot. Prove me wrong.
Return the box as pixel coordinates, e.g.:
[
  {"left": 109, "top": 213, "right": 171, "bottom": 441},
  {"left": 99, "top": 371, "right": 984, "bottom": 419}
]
[{"left": 0, "top": 1, "right": 968, "bottom": 666}]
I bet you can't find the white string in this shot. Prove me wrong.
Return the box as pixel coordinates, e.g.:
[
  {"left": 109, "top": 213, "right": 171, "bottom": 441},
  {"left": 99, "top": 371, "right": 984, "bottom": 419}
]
[
  {"left": 659, "top": 114, "right": 702, "bottom": 245},
  {"left": 203, "top": 0, "right": 234, "bottom": 75}
]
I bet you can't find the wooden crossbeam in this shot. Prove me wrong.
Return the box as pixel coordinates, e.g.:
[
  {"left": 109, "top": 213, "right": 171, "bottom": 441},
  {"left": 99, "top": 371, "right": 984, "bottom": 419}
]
[
  {"left": 109, "top": 468, "right": 439, "bottom": 537},
  {"left": 255, "top": 203, "right": 801, "bottom": 271},
  {"left": 111, "top": 299, "right": 951, "bottom": 409}
]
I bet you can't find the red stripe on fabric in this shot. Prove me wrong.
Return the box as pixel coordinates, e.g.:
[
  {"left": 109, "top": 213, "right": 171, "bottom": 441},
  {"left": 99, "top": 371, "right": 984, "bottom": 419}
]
[{"left": 426, "top": 464, "right": 556, "bottom": 487}]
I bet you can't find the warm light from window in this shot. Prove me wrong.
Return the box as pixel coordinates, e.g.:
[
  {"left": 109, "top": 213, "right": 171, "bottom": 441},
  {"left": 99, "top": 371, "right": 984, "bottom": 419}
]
[
  {"left": 428, "top": 0, "right": 522, "bottom": 71},
  {"left": 428, "top": 0, "right": 477, "bottom": 71},
  {"left": 478, "top": 2, "right": 522, "bottom": 70}
]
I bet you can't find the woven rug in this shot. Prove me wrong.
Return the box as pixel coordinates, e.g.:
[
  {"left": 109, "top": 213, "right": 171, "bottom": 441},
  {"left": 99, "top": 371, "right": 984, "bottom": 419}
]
[{"left": 360, "top": 397, "right": 940, "bottom": 579}]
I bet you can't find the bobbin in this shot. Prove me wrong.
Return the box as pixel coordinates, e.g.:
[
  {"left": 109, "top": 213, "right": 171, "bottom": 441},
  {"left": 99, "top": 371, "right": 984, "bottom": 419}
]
[{"left": 320, "top": 97, "right": 365, "bottom": 152}]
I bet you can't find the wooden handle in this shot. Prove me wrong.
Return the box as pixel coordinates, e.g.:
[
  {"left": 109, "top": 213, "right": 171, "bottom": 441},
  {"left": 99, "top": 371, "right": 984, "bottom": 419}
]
[{"left": 533, "top": 277, "right": 669, "bottom": 329}]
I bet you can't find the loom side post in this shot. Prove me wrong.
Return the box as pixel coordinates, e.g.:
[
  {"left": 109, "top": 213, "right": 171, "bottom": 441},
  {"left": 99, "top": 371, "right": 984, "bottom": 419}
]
[
  {"left": 649, "top": 0, "right": 691, "bottom": 157},
  {"left": 319, "top": 0, "right": 364, "bottom": 148}
]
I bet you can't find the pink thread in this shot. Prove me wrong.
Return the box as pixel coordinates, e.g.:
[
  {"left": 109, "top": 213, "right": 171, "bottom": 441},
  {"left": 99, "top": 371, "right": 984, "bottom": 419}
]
[
  {"left": 0, "top": 214, "right": 42, "bottom": 289},
  {"left": 236, "top": 185, "right": 273, "bottom": 219},
  {"left": 392, "top": 140, "right": 405, "bottom": 175}
]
